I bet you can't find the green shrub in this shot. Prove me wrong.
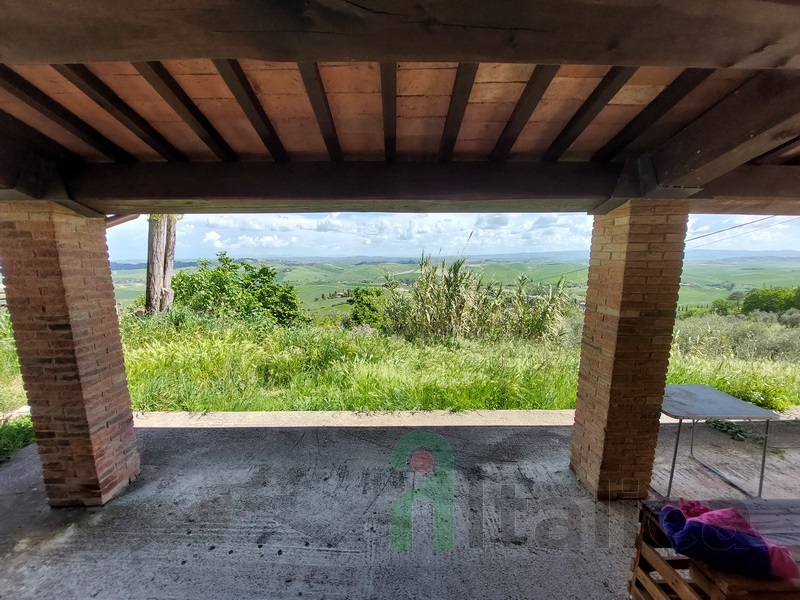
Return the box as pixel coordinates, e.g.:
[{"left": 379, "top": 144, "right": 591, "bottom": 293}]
[
  {"left": 741, "top": 286, "right": 797, "bottom": 314},
  {"left": 348, "top": 287, "right": 386, "bottom": 329},
  {"left": 0, "top": 416, "right": 35, "bottom": 464},
  {"left": 172, "top": 252, "right": 306, "bottom": 326},
  {"left": 384, "top": 255, "right": 567, "bottom": 342},
  {"left": 0, "top": 311, "right": 25, "bottom": 414},
  {"left": 673, "top": 313, "right": 800, "bottom": 361},
  {"left": 710, "top": 298, "right": 737, "bottom": 315}
]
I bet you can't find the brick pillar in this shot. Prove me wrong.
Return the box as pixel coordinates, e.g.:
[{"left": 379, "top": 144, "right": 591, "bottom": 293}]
[
  {"left": 570, "top": 199, "right": 688, "bottom": 500},
  {"left": 0, "top": 201, "right": 139, "bottom": 506}
]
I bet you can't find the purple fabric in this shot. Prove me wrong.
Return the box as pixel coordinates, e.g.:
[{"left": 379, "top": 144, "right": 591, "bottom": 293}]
[{"left": 659, "top": 500, "right": 800, "bottom": 579}]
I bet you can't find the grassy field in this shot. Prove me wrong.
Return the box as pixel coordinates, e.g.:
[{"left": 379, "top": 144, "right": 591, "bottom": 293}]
[
  {"left": 116, "top": 310, "right": 798, "bottom": 413},
  {"left": 111, "top": 257, "right": 800, "bottom": 312},
  {"left": 0, "top": 307, "right": 798, "bottom": 421}
]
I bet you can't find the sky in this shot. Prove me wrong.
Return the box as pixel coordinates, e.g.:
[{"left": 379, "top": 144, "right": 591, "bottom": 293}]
[{"left": 105, "top": 212, "right": 800, "bottom": 262}]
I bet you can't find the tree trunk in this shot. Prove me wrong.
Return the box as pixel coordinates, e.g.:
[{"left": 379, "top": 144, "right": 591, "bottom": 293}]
[
  {"left": 145, "top": 215, "right": 177, "bottom": 314},
  {"left": 145, "top": 216, "right": 166, "bottom": 314},
  {"left": 159, "top": 215, "right": 176, "bottom": 312}
]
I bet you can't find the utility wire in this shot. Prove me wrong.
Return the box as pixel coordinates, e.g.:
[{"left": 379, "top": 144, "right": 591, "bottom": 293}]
[
  {"left": 685, "top": 215, "right": 777, "bottom": 242},
  {"left": 687, "top": 216, "right": 800, "bottom": 250},
  {"left": 532, "top": 216, "right": 798, "bottom": 282}
]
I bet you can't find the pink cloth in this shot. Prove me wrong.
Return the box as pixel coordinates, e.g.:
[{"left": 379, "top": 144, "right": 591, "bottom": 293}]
[{"left": 677, "top": 499, "right": 800, "bottom": 579}]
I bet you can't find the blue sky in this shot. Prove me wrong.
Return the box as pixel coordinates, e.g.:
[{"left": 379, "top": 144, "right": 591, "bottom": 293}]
[{"left": 105, "top": 212, "right": 800, "bottom": 261}]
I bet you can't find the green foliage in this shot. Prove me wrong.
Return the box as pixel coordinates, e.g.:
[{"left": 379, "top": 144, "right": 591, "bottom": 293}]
[
  {"left": 706, "top": 419, "right": 759, "bottom": 443},
  {"left": 673, "top": 313, "right": 800, "bottom": 361},
  {"left": 741, "top": 286, "right": 798, "bottom": 314},
  {"left": 0, "top": 311, "right": 25, "bottom": 414},
  {"left": 384, "top": 255, "right": 567, "bottom": 342},
  {"left": 172, "top": 252, "right": 306, "bottom": 326},
  {"left": 780, "top": 308, "right": 800, "bottom": 328},
  {"left": 348, "top": 287, "right": 386, "bottom": 328},
  {"left": 727, "top": 290, "right": 746, "bottom": 306},
  {"left": 710, "top": 298, "right": 737, "bottom": 315},
  {"left": 676, "top": 306, "right": 710, "bottom": 320},
  {"left": 0, "top": 416, "right": 35, "bottom": 464},
  {"left": 120, "top": 312, "right": 579, "bottom": 412}
]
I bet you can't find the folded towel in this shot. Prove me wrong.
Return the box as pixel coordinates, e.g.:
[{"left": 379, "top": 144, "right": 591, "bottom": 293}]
[{"left": 659, "top": 499, "right": 800, "bottom": 579}]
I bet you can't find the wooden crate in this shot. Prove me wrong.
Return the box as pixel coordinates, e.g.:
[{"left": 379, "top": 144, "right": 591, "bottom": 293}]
[{"left": 629, "top": 501, "right": 800, "bottom": 600}]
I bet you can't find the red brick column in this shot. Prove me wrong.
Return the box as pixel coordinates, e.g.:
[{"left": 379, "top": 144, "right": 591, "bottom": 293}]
[
  {"left": 570, "top": 199, "right": 688, "bottom": 500},
  {"left": 0, "top": 201, "right": 139, "bottom": 506}
]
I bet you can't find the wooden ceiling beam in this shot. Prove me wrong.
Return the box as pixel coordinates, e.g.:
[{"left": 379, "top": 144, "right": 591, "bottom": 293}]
[
  {"left": 0, "top": 110, "right": 101, "bottom": 215},
  {"left": 298, "top": 63, "right": 342, "bottom": 161},
  {"left": 756, "top": 135, "right": 800, "bottom": 165},
  {"left": 0, "top": 64, "right": 135, "bottom": 162},
  {"left": 63, "top": 161, "right": 623, "bottom": 213},
  {"left": 652, "top": 70, "right": 800, "bottom": 187},
  {"left": 212, "top": 58, "right": 288, "bottom": 162},
  {"left": 52, "top": 63, "right": 186, "bottom": 162},
  {"left": 490, "top": 64, "right": 559, "bottom": 161},
  {"left": 593, "top": 68, "right": 714, "bottom": 163},
  {"left": 133, "top": 61, "right": 237, "bottom": 162},
  {"left": 380, "top": 62, "right": 397, "bottom": 163},
  {"left": 3, "top": 2, "right": 800, "bottom": 69},
  {"left": 0, "top": 108, "right": 80, "bottom": 179},
  {"left": 439, "top": 62, "right": 478, "bottom": 161},
  {"left": 542, "top": 66, "right": 637, "bottom": 162}
]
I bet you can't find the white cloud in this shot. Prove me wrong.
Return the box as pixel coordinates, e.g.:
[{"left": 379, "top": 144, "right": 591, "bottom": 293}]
[
  {"left": 203, "top": 231, "right": 224, "bottom": 249},
  {"left": 104, "top": 211, "right": 800, "bottom": 261}
]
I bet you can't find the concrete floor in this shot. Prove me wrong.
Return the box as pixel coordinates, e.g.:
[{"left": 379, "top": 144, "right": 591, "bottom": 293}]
[{"left": 1, "top": 411, "right": 798, "bottom": 600}]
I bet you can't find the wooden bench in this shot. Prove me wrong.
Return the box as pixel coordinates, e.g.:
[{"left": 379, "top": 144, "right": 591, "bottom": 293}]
[{"left": 630, "top": 500, "right": 800, "bottom": 600}]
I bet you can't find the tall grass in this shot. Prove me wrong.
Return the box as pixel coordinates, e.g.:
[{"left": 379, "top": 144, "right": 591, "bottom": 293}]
[
  {"left": 384, "top": 255, "right": 568, "bottom": 341},
  {"left": 1, "top": 307, "right": 798, "bottom": 417},
  {"left": 0, "top": 312, "right": 25, "bottom": 414},
  {"left": 0, "top": 416, "right": 34, "bottom": 464},
  {"left": 122, "top": 311, "right": 579, "bottom": 412}
]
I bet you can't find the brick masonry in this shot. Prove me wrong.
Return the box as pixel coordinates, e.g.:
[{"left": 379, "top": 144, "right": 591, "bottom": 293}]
[
  {"left": 0, "top": 201, "right": 139, "bottom": 506},
  {"left": 570, "top": 199, "right": 689, "bottom": 500}
]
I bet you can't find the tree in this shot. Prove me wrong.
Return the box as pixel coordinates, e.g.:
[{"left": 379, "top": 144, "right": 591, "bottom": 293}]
[
  {"left": 741, "top": 287, "right": 794, "bottom": 314},
  {"left": 172, "top": 252, "right": 306, "bottom": 326},
  {"left": 710, "top": 298, "right": 736, "bottom": 315},
  {"left": 727, "top": 290, "right": 745, "bottom": 309},
  {"left": 348, "top": 287, "right": 386, "bottom": 328},
  {"left": 145, "top": 215, "right": 178, "bottom": 314}
]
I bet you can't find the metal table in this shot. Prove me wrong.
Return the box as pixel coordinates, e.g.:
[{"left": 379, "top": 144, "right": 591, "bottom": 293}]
[{"left": 660, "top": 384, "right": 779, "bottom": 498}]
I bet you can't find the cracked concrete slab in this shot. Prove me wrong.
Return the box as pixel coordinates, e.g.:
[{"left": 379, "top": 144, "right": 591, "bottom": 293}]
[{"left": 0, "top": 423, "right": 639, "bottom": 600}]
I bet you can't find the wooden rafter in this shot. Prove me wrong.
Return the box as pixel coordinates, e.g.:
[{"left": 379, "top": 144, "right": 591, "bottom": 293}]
[
  {"left": 592, "top": 68, "right": 714, "bottom": 163},
  {"left": 57, "top": 162, "right": 800, "bottom": 215},
  {"left": 298, "top": 63, "right": 342, "bottom": 161},
  {"left": 490, "top": 64, "right": 559, "bottom": 161},
  {"left": 439, "top": 63, "right": 478, "bottom": 161},
  {"left": 0, "top": 64, "right": 135, "bottom": 162},
  {"left": 652, "top": 70, "right": 800, "bottom": 187},
  {"left": 212, "top": 59, "right": 288, "bottom": 162},
  {"left": 542, "top": 66, "right": 638, "bottom": 162},
  {"left": 757, "top": 136, "right": 800, "bottom": 165},
  {"left": 52, "top": 64, "right": 186, "bottom": 162},
  {"left": 133, "top": 61, "right": 237, "bottom": 162},
  {"left": 3, "top": 1, "right": 800, "bottom": 69},
  {"left": 65, "top": 161, "right": 623, "bottom": 213},
  {"left": 380, "top": 62, "right": 397, "bottom": 163}
]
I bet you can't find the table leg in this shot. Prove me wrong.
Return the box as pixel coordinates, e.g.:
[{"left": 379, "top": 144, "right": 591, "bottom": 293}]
[
  {"left": 758, "top": 419, "right": 770, "bottom": 498},
  {"left": 667, "top": 419, "right": 683, "bottom": 498},
  {"left": 689, "top": 419, "right": 696, "bottom": 458}
]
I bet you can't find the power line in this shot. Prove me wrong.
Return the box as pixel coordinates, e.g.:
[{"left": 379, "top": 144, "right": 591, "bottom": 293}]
[
  {"left": 687, "top": 216, "right": 800, "bottom": 250},
  {"left": 685, "top": 215, "right": 778, "bottom": 242}
]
